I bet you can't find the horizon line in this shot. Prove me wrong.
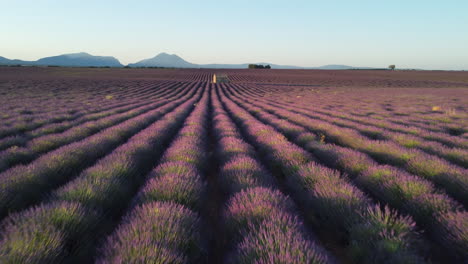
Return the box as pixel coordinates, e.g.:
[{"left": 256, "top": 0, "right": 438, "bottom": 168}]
[{"left": 1, "top": 51, "right": 466, "bottom": 71}]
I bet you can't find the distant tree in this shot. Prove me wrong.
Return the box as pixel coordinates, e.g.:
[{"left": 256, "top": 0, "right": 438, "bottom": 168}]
[
  {"left": 389, "top": 65, "right": 396, "bottom": 70},
  {"left": 248, "top": 64, "right": 271, "bottom": 69}
]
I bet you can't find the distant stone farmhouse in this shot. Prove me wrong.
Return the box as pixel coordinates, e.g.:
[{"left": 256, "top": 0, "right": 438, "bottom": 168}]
[{"left": 212, "top": 74, "right": 229, "bottom": 83}]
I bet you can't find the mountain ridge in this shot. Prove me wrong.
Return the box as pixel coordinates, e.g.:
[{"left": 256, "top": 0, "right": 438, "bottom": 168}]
[
  {"left": 0, "top": 53, "right": 123, "bottom": 67},
  {"left": 1, "top": 52, "right": 369, "bottom": 69},
  {"left": 128, "top": 53, "right": 197, "bottom": 68}
]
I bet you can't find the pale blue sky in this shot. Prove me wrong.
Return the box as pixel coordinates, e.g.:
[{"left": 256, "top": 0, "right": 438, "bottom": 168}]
[{"left": 1, "top": 0, "right": 467, "bottom": 69}]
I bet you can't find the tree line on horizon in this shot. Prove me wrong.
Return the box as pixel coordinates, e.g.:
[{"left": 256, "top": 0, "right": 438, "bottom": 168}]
[{"left": 248, "top": 64, "right": 271, "bottom": 69}]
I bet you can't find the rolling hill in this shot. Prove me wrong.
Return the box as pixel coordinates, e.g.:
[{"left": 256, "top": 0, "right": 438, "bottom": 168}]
[{"left": 0, "top": 53, "right": 123, "bottom": 67}]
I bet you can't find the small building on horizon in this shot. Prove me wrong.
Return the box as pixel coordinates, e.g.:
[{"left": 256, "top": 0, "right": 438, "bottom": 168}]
[{"left": 213, "top": 74, "right": 229, "bottom": 83}]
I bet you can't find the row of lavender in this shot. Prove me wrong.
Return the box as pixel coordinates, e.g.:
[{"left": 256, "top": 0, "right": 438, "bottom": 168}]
[
  {"left": 0, "top": 83, "right": 205, "bottom": 262},
  {"left": 290, "top": 90, "right": 466, "bottom": 137},
  {"left": 246, "top": 78, "right": 466, "bottom": 136},
  {"left": 218, "top": 84, "right": 430, "bottom": 263},
  {"left": 97, "top": 84, "right": 211, "bottom": 262},
  {"left": 0, "top": 79, "right": 159, "bottom": 137},
  {"left": 240, "top": 83, "right": 466, "bottom": 150},
  {"left": 231, "top": 83, "right": 468, "bottom": 206},
  {"left": 248, "top": 81, "right": 467, "bottom": 144},
  {"left": 222, "top": 83, "right": 467, "bottom": 261},
  {"left": 0, "top": 82, "right": 200, "bottom": 220},
  {"left": 250, "top": 85, "right": 467, "bottom": 167},
  {"left": 211, "top": 85, "right": 332, "bottom": 263},
  {"left": 0, "top": 95, "right": 159, "bottom": 152},
  {"left": 0, "top": 80, "right": 176, "bottom": 140},
  {"left": 0, "top": 79, "right": 193, "bottom": 139},
  {"left": 0, "top": 81, "right": 191, "bottom": 172}
]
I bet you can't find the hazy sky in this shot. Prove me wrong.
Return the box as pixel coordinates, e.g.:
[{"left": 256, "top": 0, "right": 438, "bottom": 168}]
[{"left": 1, "top": 0, "right": 467, "bottom": 69}]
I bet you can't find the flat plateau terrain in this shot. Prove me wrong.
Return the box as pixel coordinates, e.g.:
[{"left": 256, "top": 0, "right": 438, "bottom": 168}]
[{"left": 0, "top": 67, "right": 466, "bottom": 263}]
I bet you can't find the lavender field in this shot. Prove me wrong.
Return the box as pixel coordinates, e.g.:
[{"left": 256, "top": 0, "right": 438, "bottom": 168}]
[{"left": 0, "top": 67, "right": 467, "bottom": 264}]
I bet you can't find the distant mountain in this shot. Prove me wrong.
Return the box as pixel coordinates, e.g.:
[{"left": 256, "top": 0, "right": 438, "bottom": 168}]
[
  {"left": 314, "top": 64, "right": 354, "bottom": 70},
  {"left": 0, "top": 53, "right": 123, "bottom": 67},
  {"left": 129, "top": 53, "right": 197, "bottom": 68},
  {"left": 1, "top": 52, "right": 369, "bottom": 69},
  {"left": 0, "top": 56, "right": 32, "bottom": 65},
  {"left": 36, "top": 52, "right": 123, "bottom": 67}
]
